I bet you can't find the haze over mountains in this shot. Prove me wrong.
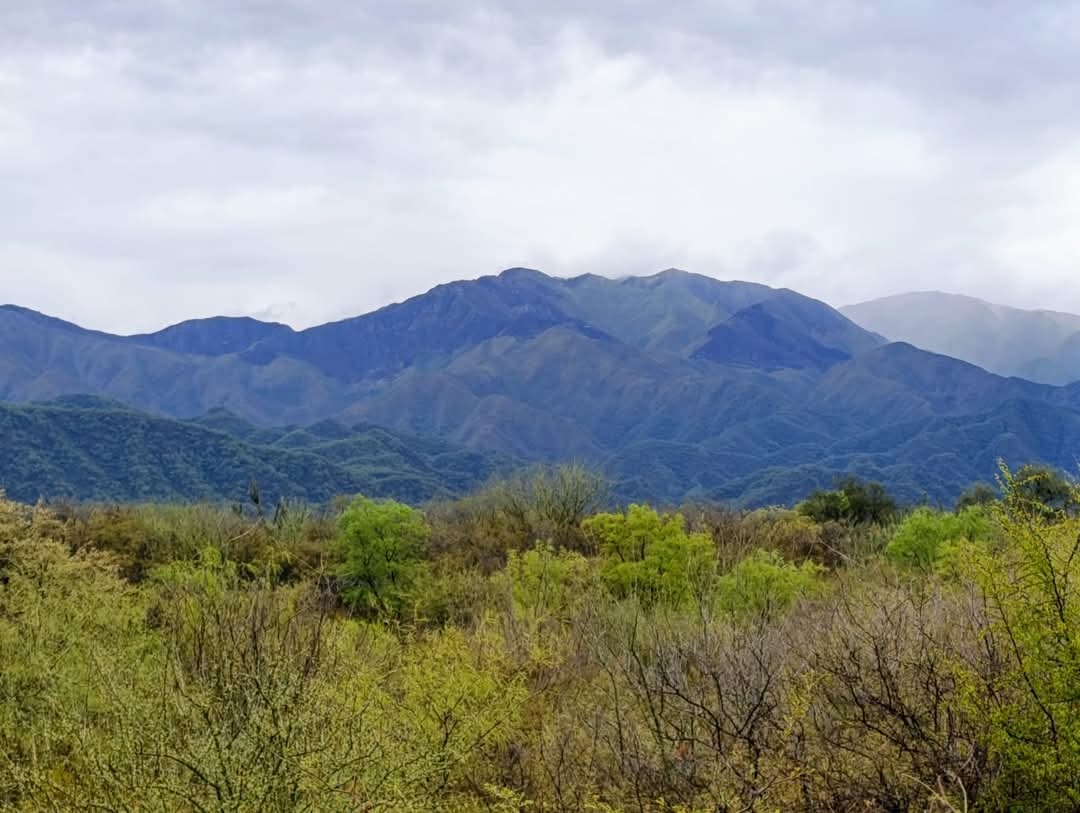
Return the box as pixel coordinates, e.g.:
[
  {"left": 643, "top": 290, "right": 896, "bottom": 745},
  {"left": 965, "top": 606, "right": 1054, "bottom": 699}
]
[
  {"left": 3, "top": 268, "right": 1080, "bottom": 507},
  {"left": 842, "top": 292, "right": 1080, "bottom": 385}
]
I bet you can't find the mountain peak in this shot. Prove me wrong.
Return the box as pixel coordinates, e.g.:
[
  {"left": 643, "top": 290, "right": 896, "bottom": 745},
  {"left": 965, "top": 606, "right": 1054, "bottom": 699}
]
[
  {"left": 0, "top": 304, "right": 108, "bottom": 337},
  {"left": 843, "top": 291, "right": 1080, "bottom": 384},
  {"left": 497, "top": 267, "right": 548, "bottom": 281},
  {"left": 626, "top": 267, "right": 696, "bottom": 284},
  {"left": 693, "top": 289, "right": 883, "bottom": 371},
  {"left": 129, "top": 315, "right": 295, "bottom": 357}
]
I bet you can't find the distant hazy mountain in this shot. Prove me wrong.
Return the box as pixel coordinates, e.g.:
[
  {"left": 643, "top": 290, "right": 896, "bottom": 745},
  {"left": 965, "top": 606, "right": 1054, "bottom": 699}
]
[
  {"left": 841, "top": 292, "right": 1080, "bottom": 385},
  {"left": 4, "top": 270, "right": 1080, "bottom": 506}
]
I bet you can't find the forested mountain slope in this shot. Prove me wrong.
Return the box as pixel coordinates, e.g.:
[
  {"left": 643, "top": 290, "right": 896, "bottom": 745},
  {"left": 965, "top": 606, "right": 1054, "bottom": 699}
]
[
  {"left": 0, "top": 399, "right": 500, "bottom": 505},
  {"left": 3, "top": 269, "right": 1080, "bottom": 505}
]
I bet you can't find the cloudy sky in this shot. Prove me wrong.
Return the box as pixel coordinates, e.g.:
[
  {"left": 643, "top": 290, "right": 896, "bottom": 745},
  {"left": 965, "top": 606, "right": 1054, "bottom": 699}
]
[{"left": 2, "top": 1, "right": 1080, "bottom": 332}]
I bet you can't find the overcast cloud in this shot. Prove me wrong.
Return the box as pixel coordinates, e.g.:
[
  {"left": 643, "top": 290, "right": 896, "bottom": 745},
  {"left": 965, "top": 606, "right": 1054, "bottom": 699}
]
[{"left": 2, "top": 1, "right": 1080, "bottom": 332}]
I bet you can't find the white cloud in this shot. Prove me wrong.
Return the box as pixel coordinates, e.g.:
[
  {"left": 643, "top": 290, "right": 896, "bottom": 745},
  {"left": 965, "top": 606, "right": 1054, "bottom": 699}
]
[{"left": 1, "top": 1, "right": 1080, "bottom": 330}]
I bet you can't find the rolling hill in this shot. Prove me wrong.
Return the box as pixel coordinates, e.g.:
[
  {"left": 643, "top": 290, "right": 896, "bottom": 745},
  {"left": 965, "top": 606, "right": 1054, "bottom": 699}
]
[{"left": 0, "top": 399, "right": 501, "bottom": 505}]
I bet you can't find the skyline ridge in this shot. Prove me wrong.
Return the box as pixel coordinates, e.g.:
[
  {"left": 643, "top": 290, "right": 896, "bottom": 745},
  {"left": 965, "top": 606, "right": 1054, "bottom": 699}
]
[
  {"left": 3, "top": 265, "right": 1080, "bottom": 506},
  {"left": 6, "top": 266, "right": 1079, "bottom": 336}
]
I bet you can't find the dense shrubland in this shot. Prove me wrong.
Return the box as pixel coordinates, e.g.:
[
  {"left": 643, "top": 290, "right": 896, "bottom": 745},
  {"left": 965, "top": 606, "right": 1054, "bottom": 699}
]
[{"left": 2, "top": 464, "right": 1079, "bottom": 811}]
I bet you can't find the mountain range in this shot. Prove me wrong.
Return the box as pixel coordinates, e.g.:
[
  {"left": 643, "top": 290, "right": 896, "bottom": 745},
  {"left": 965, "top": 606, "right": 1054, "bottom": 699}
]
[
  {"left": 842, "top": 291, "right": 1080, "bottom": 385},
  {"left": 3, "top": 269, "right": 1080, "bottom": 507}
]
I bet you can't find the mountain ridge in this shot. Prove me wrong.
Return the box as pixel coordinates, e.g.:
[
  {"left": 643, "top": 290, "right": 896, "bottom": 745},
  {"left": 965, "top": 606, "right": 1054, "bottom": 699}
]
[
  {"left": 842, "top": 291, "right": 1080, "bottom": 385},
  {"left": 0, "top": 399, "right": 502, "bottom": 505},
  {"left": 4, "top": 269, "right": 1080, "bottom": 505}
]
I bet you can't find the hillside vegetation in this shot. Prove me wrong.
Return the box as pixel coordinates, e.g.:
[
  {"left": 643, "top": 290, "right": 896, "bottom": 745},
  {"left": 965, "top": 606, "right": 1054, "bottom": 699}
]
[
  {"left": 0, "top": 399, "right": 500, "bottom": 505},
  {"left": 6, "top": 269, "right": 1080, "bottom": 505},
  {"left": 4, "top": 395, "right": 1080, "bottom": 508},
  {"left": 3, "top": 465, "right": 1080, "bottom": 810}
]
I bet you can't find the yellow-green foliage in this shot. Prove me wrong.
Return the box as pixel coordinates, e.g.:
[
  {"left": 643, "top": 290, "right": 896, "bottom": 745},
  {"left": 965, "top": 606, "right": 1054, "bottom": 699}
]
[
  {"left": 60, "top": 500, "right": 335, "bottom": 582},
  {"left": 499, "top": 542, "right": 596, "bottom": 623},
  {"left": 746, "top": 508, "right": 823, "bottom": 554},
  {"left": 0, "top": 503, "right": 160, "bottom": 809},
  {"left": 0, "top": 500, "right": 525, "bottom": 811},
  {"left": 714, "top": 549, "right": 823, "bottom": 616},
  {"left": 334, "top": 495, "right": 431, "bottom": 618},
  {"left": 390, "top": 628, "right": 527, "bottom": 803},
  {"left": 956, "top": 469, "right": 1080, "bottom": 810},
  {"left": 886, "top": 505, "right": 997, "bottom": 571},
  {"left": 584, "top": 504, "right": 716, "bottom": 606},
  {"left": 8, "top": 473, "right": 1080, "bottom": 812},
  {"left": 492, "top": 542, "right": 599, "bottom": 666}
]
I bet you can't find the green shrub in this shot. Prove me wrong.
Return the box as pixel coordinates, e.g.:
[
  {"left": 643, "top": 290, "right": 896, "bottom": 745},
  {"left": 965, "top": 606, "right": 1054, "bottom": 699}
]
[
  {"left": 411, "top": 563, "right": 493, "bottom": 627},
  {"left": 427, "top": 465, "right": 608, "bottom": 570},
  {"left": 885, "top": 506, "right": 996, "bottom": 571},
  {"left": 956, "top": 481, "right": 998, "bottom": 511},
  {"left": 958, "top": 468, "right": 1080, "bottom": 810},
  {"left": 334, "top": 495, "right": 431, "bottom": 619},
  {"left": 1012, "top": 463, "right": 1078, "bottom": 514},
  {"left": 715, "top": 549, "right": 823, "bottom": 616},
  {"left": 797, "top": 477, "right": 897, "bottom": 526},
  {"left": 584, "top": 504, "right": 715, "bottom": 606},
  {"left": 499, "top": 542, "right": 596, "bottom": 623}
]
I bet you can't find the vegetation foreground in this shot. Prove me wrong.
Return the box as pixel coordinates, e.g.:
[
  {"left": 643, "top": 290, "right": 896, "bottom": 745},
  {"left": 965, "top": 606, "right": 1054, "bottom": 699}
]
[{"left": 2, "top": 466, "right": 1080, "bottom": 811}]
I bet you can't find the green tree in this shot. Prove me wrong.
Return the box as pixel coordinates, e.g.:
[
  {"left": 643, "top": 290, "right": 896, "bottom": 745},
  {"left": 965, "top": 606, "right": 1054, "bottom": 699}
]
[
  {"left": 886, "top": 506, "right": 996, "bottom": 572},
  {"left": 584, "top": 504, "right": 715, "bottom": 606},
  {"left": 960, "top": 467, "right": 1080, "bottom": 810},
  {"left": 795, "top": 488, "right": 850, "bottom": 524},
  {"left": 956, "top": 481, "right": 998, "bottom": 511},
  {"left": 714, "top": 549, "right": 822, "bottom": 617},
  {"left": 334, "top": 496, "right": 430, "bottom": 618},
  {"left": 1012, "top": 463, "right": 1077, "bottom": 514},
  {"left": 797, "top": 476, "right": 897, "bottom": 526}
]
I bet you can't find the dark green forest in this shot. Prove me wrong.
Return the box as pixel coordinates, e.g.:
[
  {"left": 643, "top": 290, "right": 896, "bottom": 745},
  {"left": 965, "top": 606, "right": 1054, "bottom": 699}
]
[
  {"left": 3, "top": 464, "right": 1080, "bottom": 810},
  {"left": 4, "top": 395, "right": 1078, "bottom": 510},
  {"left": 0, "top": 399, "right": 502, "bottom": 506}
]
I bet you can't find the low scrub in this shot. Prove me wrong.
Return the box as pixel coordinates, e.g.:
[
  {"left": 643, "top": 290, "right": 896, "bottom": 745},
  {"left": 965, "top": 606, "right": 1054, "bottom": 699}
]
[{"left": 2, "top": 468, "right": 1080, "bottom": 810}]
